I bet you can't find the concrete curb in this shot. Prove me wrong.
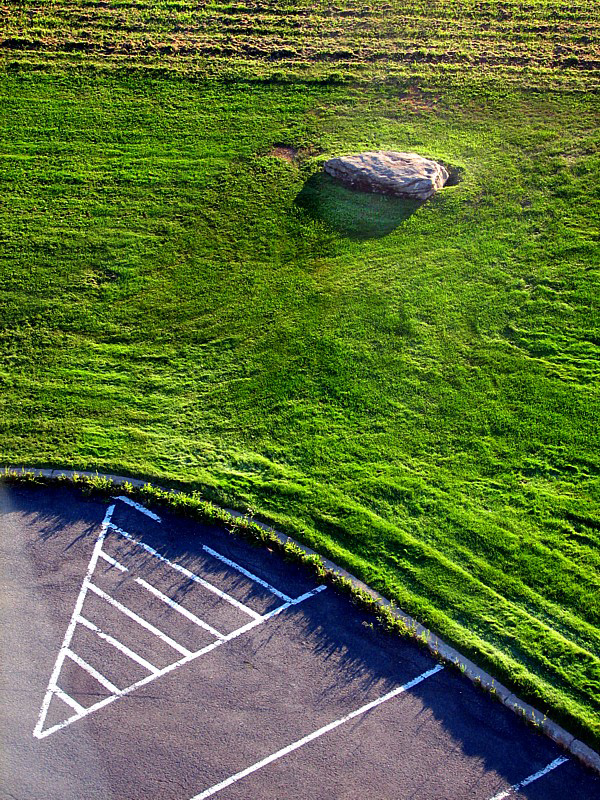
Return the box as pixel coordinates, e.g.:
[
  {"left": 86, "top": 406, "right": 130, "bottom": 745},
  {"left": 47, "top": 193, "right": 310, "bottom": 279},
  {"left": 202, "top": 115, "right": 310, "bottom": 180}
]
[{"left": 3, "top": 464, "right": 600, "bottom": 775}]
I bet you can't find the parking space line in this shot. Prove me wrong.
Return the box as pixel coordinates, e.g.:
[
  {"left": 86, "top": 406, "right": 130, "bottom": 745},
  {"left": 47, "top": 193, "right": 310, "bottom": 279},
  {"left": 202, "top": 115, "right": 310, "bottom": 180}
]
[
  {"left": 77, "top": 615, "right": 161, "bottom": 675},
  {"left": 108, "top": 523, "right": 262, "bottom": 620},
  {"left": 201, "top": 543, "right": 293, "bottom": 602},
  {"left": 52, "top": 686, "right": 86, "bottom": 715},
  {"left": 190, "top": 663, "right": 444, "bottom": 800},
  {"left": 286, "top": 586, "right": 326, "bottom": 607},
  {"left": 488, "top": 756, "right": 569, "bottom": 799},
  {"left": 113, "top": 496, "right": 162, "bottom": 522},
  {"left": 135, "top": 577, "right": 225, "bottom": 640},
  {"left": 64, "top": 649, "right": 122, "bottom": 695},
  {"left": 85, "top": 581, "right": 192, "bottom": 657},
  {"left": 99, "top": 550, "right": 128, "bottom": 572}
]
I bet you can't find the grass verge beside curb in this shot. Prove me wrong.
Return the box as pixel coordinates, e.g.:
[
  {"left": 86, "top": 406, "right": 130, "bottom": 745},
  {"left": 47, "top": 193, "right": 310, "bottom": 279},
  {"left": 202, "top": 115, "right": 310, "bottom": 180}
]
[{"left": 2, "top": 464, "right": 599, "bottom": 774}]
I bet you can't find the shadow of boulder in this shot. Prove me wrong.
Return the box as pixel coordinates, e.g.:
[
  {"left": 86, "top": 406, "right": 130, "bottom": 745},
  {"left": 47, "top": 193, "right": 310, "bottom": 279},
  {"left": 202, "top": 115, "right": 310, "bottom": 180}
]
[
  {"left": 442, "top": 163, "right": 464, "bottom": 187},
  {"left": 294, "top": 172, "right": 423, "bottom": 240}
]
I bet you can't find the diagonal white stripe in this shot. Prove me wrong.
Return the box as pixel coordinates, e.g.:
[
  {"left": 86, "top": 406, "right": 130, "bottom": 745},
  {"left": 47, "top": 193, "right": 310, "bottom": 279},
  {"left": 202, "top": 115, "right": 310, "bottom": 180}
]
[
  {"left": 76, "top": 615, "right": 160, "bottom": 675},
  {"left": 64, "top": 649, "right": 121, "bottom": 695},
  {"left": 201, "top": 543, "right": 292, "bottom": 602},
  {"left": 113, "top": 496, "right": 161, "bottom": 522},
  {"left": 488, "top": 756, "right": 569, "bottom": 800},
  {"left": 108, "top": 523, "right": 261, "bottom": 620},
  {"left": 135, "top": 577, "right": 225, "bottom": 640},
  {"left": 190, "top": 663, "right": 444, "bottom": 799},
  {"left": 52, "top": 686, "right": 85, "bottom": 715},
  {"left": 98, "top": 550, "right": 128, "bottom": 572},
  {"left": 85, "top": 581, "right": 192, "bottom": 657}
]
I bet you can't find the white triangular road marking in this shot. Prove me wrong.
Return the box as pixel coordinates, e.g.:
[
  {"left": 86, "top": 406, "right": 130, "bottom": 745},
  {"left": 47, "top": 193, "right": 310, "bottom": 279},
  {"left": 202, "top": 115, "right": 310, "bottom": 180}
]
[{"left": 34, "top": 502, "right": 325, "bottom": 740}]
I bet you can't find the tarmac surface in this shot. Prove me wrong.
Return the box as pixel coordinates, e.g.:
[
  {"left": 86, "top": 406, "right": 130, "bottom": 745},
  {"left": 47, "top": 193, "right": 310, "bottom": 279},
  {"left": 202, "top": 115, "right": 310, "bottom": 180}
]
[{"left": 1, "top": 483, "right": 599, "bottom": 800}]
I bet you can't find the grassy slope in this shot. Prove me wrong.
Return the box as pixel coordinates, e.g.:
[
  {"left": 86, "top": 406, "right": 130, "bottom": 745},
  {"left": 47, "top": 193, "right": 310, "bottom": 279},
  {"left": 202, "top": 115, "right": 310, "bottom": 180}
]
[{"left": 1, "top": 2, "right": 600, "bottom": 745}]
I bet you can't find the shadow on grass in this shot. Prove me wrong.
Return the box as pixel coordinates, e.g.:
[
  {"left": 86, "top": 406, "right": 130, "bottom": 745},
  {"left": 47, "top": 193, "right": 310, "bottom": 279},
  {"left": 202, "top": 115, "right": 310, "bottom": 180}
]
[{"left": 294, "top": 172, "right": 423, "bottom": 240}]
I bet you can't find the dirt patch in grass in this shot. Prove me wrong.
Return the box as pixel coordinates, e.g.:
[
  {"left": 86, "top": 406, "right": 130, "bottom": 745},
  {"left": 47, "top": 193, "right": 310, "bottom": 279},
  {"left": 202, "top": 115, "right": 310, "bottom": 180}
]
[
  {"left": 269, "top": 145, "right": 299, "bottom": 162},
  {"left": 400, "top": 87, "right": 440, "bottom": 113}
]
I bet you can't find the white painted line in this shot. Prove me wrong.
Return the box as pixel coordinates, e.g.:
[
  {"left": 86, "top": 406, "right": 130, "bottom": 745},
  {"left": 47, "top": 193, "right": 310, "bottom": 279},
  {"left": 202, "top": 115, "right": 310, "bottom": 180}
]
[
  {"left": 35, "top": 585, "right": 325, "bottom": 739},
  {"left": 77, "top": 615, "right": 160, "bottom": 676},
  {"left": 113, "top": 495, "right": 161, "bottom": 522},
  {"left": 135, "top": 577, "right": 225, "bottom": 640},
  {"left": 52, "top": 686, "right": 86, "bottom": 715},
  {"left": 108, "top": 523, "right": 262, "bottom": 620},
  {"left": 85, "top": 581, "right": 192, "bottom": 657},
  {"left": 99, "top": 550, "right": 128, "bottom": 572},
  {"left": 201, "top": 543, "right": 293, "bottom": 602},
  {"left": 33, "top": 504, "right": 115, "bottom": 739},
  {"left": 64, "top": 649, "right": 122, "bottom": 695},
  {"left": 287, "top": 585, "right": 326, "bottom": 607},
  {"left": 488, "top": 756, "right": 569, "bottom": 799},
  {"left": 190, "top": 663, "right": 444, "bottom": 799}
]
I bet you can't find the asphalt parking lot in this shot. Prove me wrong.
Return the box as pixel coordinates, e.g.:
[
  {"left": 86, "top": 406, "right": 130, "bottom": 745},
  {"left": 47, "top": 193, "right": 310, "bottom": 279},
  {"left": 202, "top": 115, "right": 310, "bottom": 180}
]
[{"left": 1, "top": 483, "right": 599, "bottom": 800}]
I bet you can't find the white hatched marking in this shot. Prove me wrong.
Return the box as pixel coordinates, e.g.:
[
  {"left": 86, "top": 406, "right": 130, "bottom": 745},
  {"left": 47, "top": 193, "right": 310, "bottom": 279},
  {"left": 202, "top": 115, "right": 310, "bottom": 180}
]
[
  {"left": 77, "top": 615, "right": 160, "bottom": 675},
  {"left": 113, "top": 495, "right": 161, "bottom": 522},
  {"left": 64, "top": 649, "right": 121, "bottom": 695},
  {"left": 201, "top": 543, "right": 293, "bottom": 602},
  {"left": 99, "top": 550, "right": 128, "bottom": 572},
  {"left": 52, "top": 686, "right": 85, "bottom": 715},
  {"left": 85, "top": 581, "right": 192, "bottom": 657},
  {"left": 35, "top": 585, "right": 326, "bottom": 739},
  {"left": 108, "top": 523, "right": 261, "bottom": 620},
  {"left": 135, "top": 577, "right": 225, "bottom": 640},
  {"left": 488, "top": 756, "right": 569, "bottom": 799},
  {"left": 34, "top": 500, "right": 325, "bottom": 740},
  {"left": 190, "top": 663, "right": 444, "bottom": 799}
]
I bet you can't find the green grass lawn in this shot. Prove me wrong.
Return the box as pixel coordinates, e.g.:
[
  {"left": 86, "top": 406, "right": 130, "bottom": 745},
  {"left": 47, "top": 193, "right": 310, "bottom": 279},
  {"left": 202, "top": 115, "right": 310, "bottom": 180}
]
[{"left": 1, "top": 0, "right": 599, "bottom": 748}]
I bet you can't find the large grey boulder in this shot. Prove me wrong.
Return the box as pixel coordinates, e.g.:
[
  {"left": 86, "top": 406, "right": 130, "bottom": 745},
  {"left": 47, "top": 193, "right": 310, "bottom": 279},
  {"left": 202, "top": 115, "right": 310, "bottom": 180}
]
[{"left": 323, "top": 151, "right": 449, "bottom": 201}]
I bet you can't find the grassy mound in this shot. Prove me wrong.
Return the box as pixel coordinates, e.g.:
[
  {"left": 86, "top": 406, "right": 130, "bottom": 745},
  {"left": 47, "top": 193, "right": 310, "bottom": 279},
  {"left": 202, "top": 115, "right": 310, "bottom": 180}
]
[{"left": 1, "top": 0, "right": 599, "bottom": 747}]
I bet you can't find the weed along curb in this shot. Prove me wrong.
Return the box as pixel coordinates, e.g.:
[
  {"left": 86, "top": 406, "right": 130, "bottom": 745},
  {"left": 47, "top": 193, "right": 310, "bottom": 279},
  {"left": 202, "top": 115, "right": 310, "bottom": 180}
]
[{"left": 3, "top": 465, "right": 600, "bottom": 776}]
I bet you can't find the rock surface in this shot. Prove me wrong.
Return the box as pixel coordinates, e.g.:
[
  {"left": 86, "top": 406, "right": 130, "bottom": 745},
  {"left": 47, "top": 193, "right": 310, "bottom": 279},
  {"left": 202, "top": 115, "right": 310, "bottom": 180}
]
[{"left": 324, "top": 151, "right": 449, "bottom": 201}]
